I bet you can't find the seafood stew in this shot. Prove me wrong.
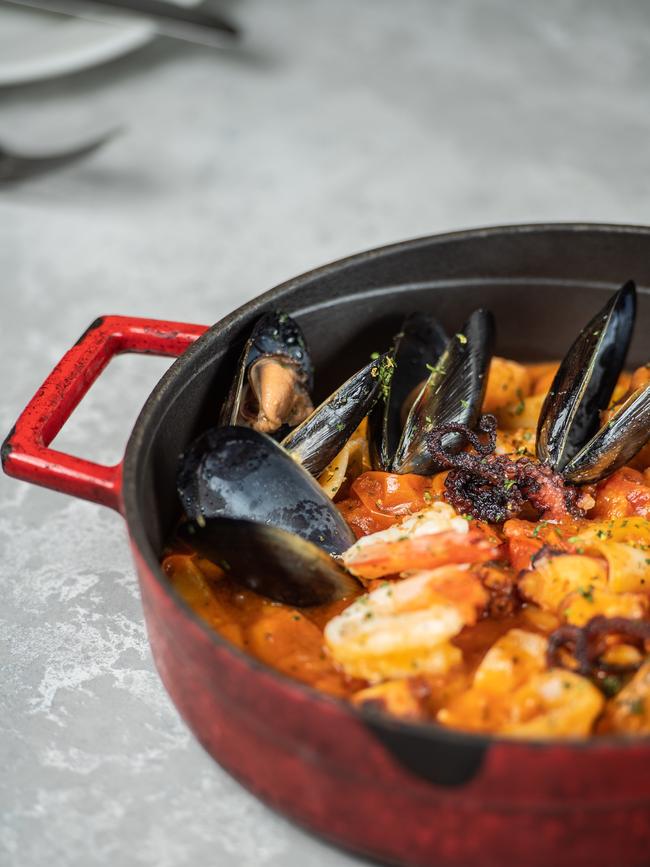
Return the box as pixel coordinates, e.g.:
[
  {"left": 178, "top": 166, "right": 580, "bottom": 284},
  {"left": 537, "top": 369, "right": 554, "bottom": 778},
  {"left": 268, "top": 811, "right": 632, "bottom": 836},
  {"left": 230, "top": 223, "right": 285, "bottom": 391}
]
[{"left": 164, "top": 283, "right": 650, "bottom": 740}]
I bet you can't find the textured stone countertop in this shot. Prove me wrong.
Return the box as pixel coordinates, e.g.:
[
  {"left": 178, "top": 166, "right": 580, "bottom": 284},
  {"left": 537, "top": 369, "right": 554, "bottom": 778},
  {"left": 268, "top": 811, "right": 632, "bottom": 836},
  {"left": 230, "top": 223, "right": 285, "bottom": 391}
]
[{"left": 2, "top": 1, "right": 650, "bottom": 864}]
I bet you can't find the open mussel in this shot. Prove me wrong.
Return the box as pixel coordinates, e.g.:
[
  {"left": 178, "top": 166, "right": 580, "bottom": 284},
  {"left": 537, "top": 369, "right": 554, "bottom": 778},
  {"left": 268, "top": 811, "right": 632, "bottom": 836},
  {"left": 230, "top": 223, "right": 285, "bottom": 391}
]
[
  {"left": 537, "top": 281, "right": 649, "bottom": 484},
  {"left": 562, "top": 382, "right": 650, "bottom": 484},
  {"left": 178, "top": 517, "right": 359, "bottom": 606},
  {"left": 219, "top": 310, "right": 314, "bottom": 435},
  {"left": 177, "top": 425, "right": 355, "bottom": 555},
  {"left": 281, "top": 354, "right": 389, "bottom": 476},
  {"left": 382, "top": 309, "right": 495, "bottom": 475},
  {"left": 370, "top": 312, "right": 448, "bottom": 471}
]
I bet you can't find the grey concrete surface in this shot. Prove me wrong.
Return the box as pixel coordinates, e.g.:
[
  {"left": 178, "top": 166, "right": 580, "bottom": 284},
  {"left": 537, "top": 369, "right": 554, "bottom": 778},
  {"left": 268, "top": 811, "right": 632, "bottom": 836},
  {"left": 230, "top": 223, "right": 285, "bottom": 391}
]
[{"left": 2, "top": 1, "right": 650, "bottom": 864}]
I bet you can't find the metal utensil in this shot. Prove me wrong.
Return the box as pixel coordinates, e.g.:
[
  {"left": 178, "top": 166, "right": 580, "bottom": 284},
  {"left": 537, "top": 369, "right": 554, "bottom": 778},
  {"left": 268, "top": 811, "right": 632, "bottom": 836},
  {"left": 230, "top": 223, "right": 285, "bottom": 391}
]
[
  {"left": 3, "top": 0, "right": 240, "bottom": 47},
  {"left": 0, "top": 129, "right": 118, "bottom": 184}
]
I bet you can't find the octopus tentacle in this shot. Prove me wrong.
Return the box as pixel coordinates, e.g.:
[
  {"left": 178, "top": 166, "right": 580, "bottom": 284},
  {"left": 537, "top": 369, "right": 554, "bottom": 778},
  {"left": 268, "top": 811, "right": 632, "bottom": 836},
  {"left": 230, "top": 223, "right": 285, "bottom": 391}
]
[{"left": 426, "top": 415, "right": 586, "bottom": 523}]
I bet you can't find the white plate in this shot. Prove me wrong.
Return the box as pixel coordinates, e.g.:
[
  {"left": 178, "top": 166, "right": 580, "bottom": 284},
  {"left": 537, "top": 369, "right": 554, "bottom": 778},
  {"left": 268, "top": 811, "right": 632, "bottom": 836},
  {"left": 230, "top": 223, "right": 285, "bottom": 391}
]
[{"left": 0, "top": 2, "right": 194, "bottom": 86}]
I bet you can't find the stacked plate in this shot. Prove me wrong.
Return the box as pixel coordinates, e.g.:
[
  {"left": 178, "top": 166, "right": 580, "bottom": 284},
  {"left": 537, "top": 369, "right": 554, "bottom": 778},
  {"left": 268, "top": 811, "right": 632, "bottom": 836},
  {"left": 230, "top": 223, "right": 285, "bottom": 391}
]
[{"left": 0, "top": 0, "right": 198, "bottom": 85}]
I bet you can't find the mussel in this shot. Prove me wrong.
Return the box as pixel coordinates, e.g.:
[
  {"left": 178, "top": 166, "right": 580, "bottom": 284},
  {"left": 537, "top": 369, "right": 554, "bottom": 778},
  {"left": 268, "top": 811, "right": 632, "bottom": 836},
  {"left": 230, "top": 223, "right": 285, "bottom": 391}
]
[
  {"left": 281, "top": 354, "right": 389, "bottom": 476},
  {"left": 370, "top": 312, "right": 448, "bottom": 471},
  {"left": 177, "top": 426, "right": 355, "bottom": 555},
  {"left": 537, "top": 281, "right": 650, "bottom": 484},
  {"left": 178, "top": 517, "right": 358, "bottom": 606},
  {"left": 372, "top": 309, "right": 495, "bottom": 475},
  {"left": 218, "top": 309, "right": 386, "bottom": 476},
  {"left": 176, "top": 425, "right": 360, "bottom": 606},
  {"left": 219, "top": 310, "right": 314, "bottom": 435}
]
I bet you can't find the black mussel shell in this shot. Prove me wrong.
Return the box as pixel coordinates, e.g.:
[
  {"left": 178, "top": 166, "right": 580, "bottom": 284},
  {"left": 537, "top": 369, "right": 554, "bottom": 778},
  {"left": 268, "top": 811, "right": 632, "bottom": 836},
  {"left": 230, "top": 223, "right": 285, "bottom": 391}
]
[
  {"left": 177, "top": 426, "right": 355, "bottom": 555},
  {"left": 219, "top": 310, "right": 314, "bottom": 432},
  {"left": 563, "top": 384, "right": 650, "bottom": 484},
  {"left": 370, "top": 312, "right": 448, "bottom": 471},
  {"left": 391, "top": 309, "right": 495, "bottom": 474},
  {"left": 281, "top": 355, "right": 388, "bottom": 477},
  {"left": 178, "top": 517, "right": 359, "bottom": 607},
  {"left": 537, "top": 281, "right": 636, "bottom": 473}
]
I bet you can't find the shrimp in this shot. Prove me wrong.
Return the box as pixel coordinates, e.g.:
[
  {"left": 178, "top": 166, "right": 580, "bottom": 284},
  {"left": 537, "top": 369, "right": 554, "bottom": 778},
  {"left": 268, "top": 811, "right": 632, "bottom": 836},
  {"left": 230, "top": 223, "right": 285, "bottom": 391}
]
[
  {"left": 324, "top": 566, "right": 487, "bottom": 682},
  {"left": 341, "top": 501, "right": 500, "bottom": 581}
]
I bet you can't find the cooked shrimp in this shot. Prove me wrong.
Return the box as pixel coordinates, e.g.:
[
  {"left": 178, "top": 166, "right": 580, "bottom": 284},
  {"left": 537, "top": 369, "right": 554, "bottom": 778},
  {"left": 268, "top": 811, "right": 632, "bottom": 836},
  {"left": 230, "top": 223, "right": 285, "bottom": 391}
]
[
  {"left": 341, "top": 501, "right": 500, "bottom": 581},
  {"left": 324, "top": 567, "right": 487, "bottom": 682}
]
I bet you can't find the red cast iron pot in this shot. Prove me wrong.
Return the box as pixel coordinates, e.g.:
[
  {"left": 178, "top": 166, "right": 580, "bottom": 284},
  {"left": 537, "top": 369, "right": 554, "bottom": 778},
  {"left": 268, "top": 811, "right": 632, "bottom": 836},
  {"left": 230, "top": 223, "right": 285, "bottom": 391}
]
[{"left": 3, "top": 223, "right": 650, "bottom": 867}]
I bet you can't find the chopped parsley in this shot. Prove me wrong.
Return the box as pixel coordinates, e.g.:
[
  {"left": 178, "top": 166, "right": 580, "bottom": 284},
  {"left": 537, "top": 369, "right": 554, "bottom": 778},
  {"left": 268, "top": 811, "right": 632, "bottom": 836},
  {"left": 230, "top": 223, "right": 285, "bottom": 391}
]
[
  {"left": 513, "top": 389, "right": 525, "bottom": 416},
  {"left": 600, "top": 675, "right": 623, "bottom": 697},
  {"left": 577, "top": 585, "right": 595, "bottom": 603},
  {"left": 628, "top": 698, "right": 645, "bottom": 716}
]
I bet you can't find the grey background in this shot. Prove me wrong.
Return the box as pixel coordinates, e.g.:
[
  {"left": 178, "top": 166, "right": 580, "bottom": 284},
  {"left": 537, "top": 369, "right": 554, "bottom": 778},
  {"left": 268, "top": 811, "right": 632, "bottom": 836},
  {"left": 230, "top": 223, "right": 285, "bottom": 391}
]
[{"left": 2, "top": 1, "right": 649, "bottom": 864}]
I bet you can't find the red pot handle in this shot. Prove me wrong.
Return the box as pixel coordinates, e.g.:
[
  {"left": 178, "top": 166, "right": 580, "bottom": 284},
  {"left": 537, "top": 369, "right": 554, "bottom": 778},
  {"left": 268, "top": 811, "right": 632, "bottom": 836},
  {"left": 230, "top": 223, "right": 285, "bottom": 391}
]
[{"left": 1, "top": 315, "right": 208, "bottom": 513}]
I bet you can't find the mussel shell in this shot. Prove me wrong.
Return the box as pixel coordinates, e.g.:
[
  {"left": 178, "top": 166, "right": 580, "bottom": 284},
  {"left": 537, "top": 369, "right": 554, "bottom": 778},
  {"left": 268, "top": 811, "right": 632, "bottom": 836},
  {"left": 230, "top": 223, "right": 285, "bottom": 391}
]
[
  {"left": 219, "top": 310, "right": 314, "bottom": 429},
  {"left": 281, "top": 355, "right": 387, "bottom": 477},
  {"left": 370, "top": 312, "right": 448, "bottom": 471},
  {"left": 177, "top": 426, "right": 355, "bottom": 555},
  {"left": 391, "top": 309, "right": 495, "bottom": 474},
  {"left": 536, "top": 281, "right": 636, "bottom": 473},
  {"left": 178, "top": 517, "right": 359, "bottom": 607},
  {"left": 563, "top": 384, "right": 650, "bottom": 484}
]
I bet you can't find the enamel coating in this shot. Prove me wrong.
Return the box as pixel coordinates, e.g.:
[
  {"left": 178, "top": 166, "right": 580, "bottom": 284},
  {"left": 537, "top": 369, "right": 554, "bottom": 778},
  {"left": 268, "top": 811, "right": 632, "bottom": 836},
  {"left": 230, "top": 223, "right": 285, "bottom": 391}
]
[{"left": 1, "top": 315, "right": 207, "bottom": 511}]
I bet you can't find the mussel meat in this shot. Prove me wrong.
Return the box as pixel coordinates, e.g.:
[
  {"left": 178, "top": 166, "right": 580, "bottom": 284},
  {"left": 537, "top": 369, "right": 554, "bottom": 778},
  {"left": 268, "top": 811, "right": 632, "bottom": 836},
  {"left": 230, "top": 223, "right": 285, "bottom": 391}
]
[{"left": 219, "top": 311, "right": 314, "bottom": 435}]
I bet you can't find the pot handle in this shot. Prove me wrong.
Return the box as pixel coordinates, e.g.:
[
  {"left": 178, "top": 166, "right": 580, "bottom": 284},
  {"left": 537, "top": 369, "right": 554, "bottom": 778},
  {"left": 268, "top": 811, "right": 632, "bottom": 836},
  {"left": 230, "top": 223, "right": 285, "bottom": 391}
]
[{"left": 1, "top": 315, "right": 208, "bottom": 512}]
